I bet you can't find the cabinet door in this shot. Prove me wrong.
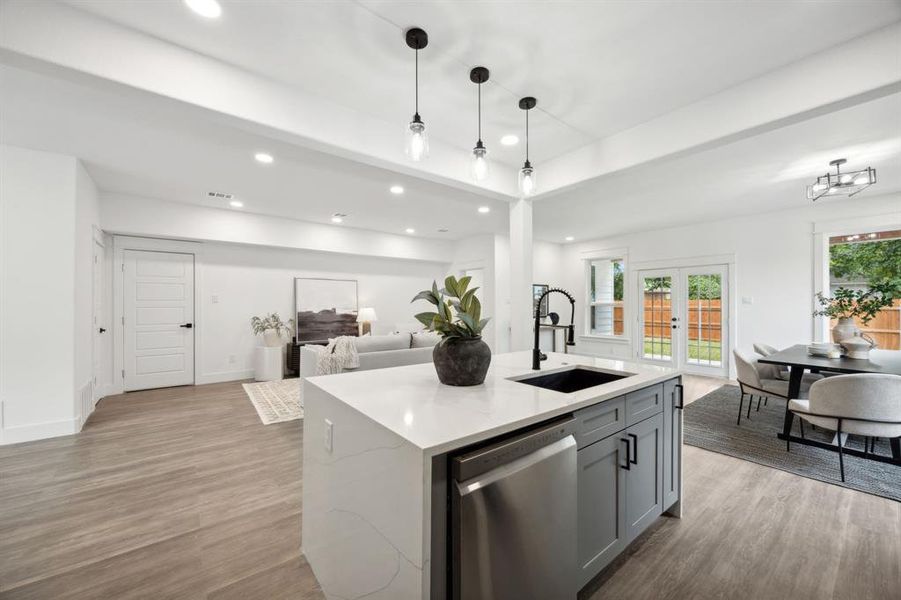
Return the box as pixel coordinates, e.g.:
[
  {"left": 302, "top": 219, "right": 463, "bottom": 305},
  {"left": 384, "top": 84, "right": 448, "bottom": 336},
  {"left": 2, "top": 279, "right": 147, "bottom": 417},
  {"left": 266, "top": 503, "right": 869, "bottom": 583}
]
[
  {"left": 625, "top": 412, "right": 664, "bottom": 543},
  {"left": 577, "top": 434, "right": 628, "bottom": 587},
  {"left": 662, "top": 378, "right": 682, "bottom": 511}
]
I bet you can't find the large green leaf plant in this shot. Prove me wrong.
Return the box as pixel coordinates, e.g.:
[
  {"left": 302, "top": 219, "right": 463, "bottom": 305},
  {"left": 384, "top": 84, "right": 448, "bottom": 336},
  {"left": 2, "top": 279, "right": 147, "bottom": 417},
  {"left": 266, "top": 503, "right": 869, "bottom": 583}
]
[{"left": 412, "top": 275, "right": 490, "bottom": 340}]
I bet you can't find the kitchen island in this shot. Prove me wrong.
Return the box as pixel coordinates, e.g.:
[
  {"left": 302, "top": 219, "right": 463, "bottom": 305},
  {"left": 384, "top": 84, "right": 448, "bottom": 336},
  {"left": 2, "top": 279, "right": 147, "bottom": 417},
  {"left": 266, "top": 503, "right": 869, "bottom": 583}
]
[{"left": 302, "top": 351, "right": 682, "bottom": 600}]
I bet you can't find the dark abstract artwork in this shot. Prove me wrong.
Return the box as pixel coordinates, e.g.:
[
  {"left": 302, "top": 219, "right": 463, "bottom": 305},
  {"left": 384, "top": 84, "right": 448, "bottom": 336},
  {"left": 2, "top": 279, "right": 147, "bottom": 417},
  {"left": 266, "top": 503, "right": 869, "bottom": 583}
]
[{"left": 294, "top": 278, "right": 358, "bottom": 342}]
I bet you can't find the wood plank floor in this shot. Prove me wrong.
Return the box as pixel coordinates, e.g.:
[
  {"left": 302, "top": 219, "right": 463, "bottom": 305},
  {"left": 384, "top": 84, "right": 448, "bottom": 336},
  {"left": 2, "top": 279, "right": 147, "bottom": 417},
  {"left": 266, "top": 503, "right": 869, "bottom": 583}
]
[{"left": 1, "top": 377, "right": 898, "bottom": 599}]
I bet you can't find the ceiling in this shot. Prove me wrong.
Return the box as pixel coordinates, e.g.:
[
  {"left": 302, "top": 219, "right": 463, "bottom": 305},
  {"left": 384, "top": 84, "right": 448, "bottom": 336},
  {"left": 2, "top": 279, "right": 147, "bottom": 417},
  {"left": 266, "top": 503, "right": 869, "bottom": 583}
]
[
  {"left": 534, "top": 92, "right": 901, "bottom": 242},
  {"left": 2, "top": 1, "right": 899, "bottom": 246},
  {"left": 59, "top": 0, "right": 901, "bottom": 167},
  {"left": 0, "top": 64, "right": 508, "bottom": 240}
]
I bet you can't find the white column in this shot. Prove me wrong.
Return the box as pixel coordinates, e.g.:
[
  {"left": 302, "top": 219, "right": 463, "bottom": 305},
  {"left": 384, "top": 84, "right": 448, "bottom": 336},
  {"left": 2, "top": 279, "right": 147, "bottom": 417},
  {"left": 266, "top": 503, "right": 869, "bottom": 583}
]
[{"left": 509, "top": 198, "right": 533, "bottom": 351}]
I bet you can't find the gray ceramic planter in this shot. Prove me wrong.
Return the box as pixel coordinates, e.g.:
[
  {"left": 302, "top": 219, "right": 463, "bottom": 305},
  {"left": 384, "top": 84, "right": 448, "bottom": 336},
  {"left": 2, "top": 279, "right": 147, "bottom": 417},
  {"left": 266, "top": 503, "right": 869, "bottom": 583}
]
[{"left": 432, "top": 337, "right": 491, "bottom": 386}]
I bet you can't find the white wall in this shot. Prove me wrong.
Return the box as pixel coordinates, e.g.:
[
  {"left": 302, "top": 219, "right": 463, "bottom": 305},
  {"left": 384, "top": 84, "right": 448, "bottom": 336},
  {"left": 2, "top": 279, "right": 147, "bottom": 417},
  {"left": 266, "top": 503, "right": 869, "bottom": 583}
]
[
  {"left": 1, "top": 145, "right": 78, "bottom": 443},
  {"left": 559, "top": 192, "right": 901, "bottom": 372},
  {"left": 74, "top": 161, "right": 100, "bottom": 423},
  {"left": 197, "top": 242, "right": 447, "bottom": 383}
]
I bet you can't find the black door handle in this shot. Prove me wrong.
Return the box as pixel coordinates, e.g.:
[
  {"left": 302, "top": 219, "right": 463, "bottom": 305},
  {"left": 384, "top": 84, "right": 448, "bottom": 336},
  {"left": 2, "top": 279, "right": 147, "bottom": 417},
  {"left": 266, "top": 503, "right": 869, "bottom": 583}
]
[
  {"left": 674, "top": 383, "right": 684, "bottom": 409},
  {"left": 628, "top": 433, "right": 638, "bottom": 464},
  {"left": 179, "top": 323, "right": 193, "bottom": 329},
  {"left": 620, "top": 438, "right": 631, "bottom": 470},
  {"left": 98, "top": 328, "right": 106, "bottom": 334}
]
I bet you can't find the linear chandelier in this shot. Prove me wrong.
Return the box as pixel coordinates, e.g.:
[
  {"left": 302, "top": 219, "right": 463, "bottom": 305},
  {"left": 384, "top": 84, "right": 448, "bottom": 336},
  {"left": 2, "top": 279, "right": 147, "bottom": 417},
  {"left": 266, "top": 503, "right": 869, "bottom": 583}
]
[{"left": 807, "top": 158, "right": 876, "bottom": 201}]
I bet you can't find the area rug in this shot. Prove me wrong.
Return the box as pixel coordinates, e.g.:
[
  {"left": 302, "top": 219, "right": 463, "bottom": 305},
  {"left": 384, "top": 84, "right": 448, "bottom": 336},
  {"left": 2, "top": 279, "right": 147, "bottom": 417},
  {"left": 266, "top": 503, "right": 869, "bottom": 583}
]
[
  {"left": 242, "top": 378, "right": 303, "bottom": 424},
  {"left": 684, "top": 385, "right": 900, "bottom": 502}
]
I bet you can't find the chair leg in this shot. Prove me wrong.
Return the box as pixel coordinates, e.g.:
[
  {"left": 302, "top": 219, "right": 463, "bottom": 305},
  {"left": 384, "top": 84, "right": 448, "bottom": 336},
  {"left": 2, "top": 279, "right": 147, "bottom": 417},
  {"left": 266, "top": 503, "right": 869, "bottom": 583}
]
[
  {"left": 799, "top": 420, "right": 805, "bottom": 439},
  {"left": 786, "top": 422, "right": 791, "bottom": 452},
  {"left": 737, "top": 393, "right": 745, "bottom": 426},
  {"left": 837, "top": 419, "right": 845, "bottom": 483},
  {"left": 756, "top": 395, "right": 762, "bottom": 412},
  {"left": 747, "top": 394, "right": 753, "bottom": 419},
  {"left": 764, "top": 396, "right": 768, "bottom": 407}
]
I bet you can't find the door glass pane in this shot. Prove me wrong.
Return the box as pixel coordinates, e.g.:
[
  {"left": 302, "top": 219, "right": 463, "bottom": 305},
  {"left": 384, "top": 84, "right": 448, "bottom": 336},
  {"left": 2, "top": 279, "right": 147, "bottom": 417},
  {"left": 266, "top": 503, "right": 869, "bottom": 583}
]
[
  {"left": 686, "top": 274, "right": 722, "bottom": 367},
  {"left": 642, "top": 276, "right": 672, "bottom": 361}
]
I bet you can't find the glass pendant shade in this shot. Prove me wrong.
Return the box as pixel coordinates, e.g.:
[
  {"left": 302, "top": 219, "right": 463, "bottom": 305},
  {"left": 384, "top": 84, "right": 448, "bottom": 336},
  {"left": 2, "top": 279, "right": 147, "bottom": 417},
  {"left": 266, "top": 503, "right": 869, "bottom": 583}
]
[
  {"left": 405, "top": 117, "right": 428, "bottom": 162},
  {"left": 518, "top": 162, "right": 536, "bottom": 197},
  {"left": 471, "top": 144, "right": 489, "bottom": 182}
]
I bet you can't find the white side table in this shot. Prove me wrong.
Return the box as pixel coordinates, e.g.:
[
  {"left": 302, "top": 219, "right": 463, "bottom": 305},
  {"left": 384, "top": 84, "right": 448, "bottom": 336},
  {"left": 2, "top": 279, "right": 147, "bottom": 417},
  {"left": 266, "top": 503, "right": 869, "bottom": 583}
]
[{"left": 254, "top": 345, "right": 284, "bottom": 381}]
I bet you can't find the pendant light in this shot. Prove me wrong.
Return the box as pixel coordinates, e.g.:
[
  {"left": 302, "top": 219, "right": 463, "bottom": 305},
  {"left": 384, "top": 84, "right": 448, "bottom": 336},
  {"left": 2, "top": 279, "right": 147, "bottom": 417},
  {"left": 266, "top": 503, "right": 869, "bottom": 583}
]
[
  {"left": 404, "top": 28, "right": 429, "bottom": 162},
  {"left": 469, "top": 66, "right": 490, "bottom": 182},
  {"left": 518, "top": 97, "right": 537, "bottom": 196}
]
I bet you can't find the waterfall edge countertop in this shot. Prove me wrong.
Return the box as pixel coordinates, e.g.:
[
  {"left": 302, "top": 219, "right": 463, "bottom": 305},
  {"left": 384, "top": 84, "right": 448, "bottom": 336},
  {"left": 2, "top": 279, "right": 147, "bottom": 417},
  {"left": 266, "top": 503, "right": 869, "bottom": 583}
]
[{"left": 303, "top": 350, "right": 678, "bottom": 456}]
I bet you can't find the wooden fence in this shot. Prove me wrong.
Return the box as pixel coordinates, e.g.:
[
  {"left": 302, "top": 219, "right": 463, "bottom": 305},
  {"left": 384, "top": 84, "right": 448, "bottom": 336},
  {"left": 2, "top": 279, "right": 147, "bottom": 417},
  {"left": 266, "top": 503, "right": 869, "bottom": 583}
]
[
  {"left": 608, "top": 295, "right": 722, "bottom": 341},
  {"left": 831, "top": 299, "right": 901, "bottom": 350}
]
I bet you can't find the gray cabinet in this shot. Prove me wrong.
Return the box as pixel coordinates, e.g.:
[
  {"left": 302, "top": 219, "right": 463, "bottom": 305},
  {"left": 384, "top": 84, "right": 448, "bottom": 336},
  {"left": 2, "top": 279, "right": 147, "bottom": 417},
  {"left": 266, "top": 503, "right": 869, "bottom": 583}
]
[
  {"left": 663, "top": 378, "right": 683, "bottom": 511},
  {"left": 624, "top": 412, "right": 664, "bottom": 543},
  {"left": 577, "top": 384, "right": 673, "bottom": 588},
  {"left": 577, "top": 433, "right": 627, "bottom": 586}
]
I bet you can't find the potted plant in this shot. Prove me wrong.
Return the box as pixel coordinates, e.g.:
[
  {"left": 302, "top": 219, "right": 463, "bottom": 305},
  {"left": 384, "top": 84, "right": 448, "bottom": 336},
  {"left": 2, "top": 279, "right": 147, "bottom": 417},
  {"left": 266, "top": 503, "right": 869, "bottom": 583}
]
[
  {"left": 813, "top": 284, "right": 895, "bottom": 343},
  {"left": 412, "top": 275, "right": 491, "bottom": 386},
  {"left": 250, "top": 312, "right": 294, "bottom": 347}
]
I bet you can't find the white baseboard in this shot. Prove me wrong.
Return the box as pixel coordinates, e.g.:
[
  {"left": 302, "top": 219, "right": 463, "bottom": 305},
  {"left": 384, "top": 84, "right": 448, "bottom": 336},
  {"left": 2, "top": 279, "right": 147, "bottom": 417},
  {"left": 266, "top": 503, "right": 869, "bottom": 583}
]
[
  {"left": 195, "top": 369, "right": 254, "bottom": 385},
  {"left": 1, "top": 417, "right": 79, "bottom": 446}
]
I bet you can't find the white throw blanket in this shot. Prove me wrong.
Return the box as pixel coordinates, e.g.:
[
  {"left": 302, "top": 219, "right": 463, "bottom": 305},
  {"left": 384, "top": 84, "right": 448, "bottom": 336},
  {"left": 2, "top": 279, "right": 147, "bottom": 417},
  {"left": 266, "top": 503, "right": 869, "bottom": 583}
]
[{"left": 314, "top": 336, "right": 360, "bottom": 375}]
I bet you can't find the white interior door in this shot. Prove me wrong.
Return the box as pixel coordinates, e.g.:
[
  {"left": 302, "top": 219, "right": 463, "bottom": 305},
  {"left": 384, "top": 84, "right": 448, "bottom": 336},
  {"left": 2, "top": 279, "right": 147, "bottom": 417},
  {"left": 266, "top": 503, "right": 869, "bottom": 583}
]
[
  {"left": 638, "top": 265, "right": 729, "bottom": 377},
  {"left": 92, "top": 239, "right": 105, "bottom": 400},
  {"left": 123, "top": 250, "right": 195, "bottom": 391}
]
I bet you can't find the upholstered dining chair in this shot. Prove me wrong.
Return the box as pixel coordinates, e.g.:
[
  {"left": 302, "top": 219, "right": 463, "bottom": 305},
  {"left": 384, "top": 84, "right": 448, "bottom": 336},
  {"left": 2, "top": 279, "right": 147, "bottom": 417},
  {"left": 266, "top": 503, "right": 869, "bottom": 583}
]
[
  {"left": 753, "top": 342, "right": 827, "bottom": 384},
  {"left": 733, "top": 349, "right": 811, "bottom": 427},
  {"left": 788, "top": 374, "right": 901, "bottom": 482}
]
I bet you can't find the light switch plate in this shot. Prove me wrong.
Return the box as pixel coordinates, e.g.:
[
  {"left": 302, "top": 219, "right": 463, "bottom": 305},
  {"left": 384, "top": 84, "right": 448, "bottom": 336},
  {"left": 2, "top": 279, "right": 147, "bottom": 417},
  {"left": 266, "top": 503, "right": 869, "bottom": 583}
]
[
  {"left": 211, "top": 294, "right": 219, "bottom": 304},
  {"left": 742, "top": 296, "right": 754, "bottom": 305},
  {"left": 324, "top": 419, "right": 334, "bottom": 452}
]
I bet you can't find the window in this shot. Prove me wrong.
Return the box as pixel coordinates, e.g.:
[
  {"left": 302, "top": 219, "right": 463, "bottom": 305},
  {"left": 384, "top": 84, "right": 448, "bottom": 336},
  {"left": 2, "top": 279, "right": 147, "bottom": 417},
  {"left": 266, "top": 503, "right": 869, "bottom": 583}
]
[{"left": 587, "top": 258, "right": 625, "bottom": 337}]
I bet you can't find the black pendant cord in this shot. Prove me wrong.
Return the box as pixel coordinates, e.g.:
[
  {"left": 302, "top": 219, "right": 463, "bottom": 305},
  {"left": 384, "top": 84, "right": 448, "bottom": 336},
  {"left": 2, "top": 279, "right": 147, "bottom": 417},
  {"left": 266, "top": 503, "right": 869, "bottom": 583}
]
[
  {"left": 477, "top": 82, "right": 481, "bottom": 143},
  {"left": 525, "top": 108, "right": 529, "bottom": 163},
  {"left": 415, "top": 48, "right": 419, "bottom": 117}
]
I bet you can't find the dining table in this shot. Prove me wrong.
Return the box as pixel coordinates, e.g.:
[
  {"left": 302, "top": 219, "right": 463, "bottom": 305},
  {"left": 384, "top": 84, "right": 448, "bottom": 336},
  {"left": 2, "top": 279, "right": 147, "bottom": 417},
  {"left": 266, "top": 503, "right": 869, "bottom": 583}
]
[{"left": 758, "top": 344, "right": 901, "bottom": 466}]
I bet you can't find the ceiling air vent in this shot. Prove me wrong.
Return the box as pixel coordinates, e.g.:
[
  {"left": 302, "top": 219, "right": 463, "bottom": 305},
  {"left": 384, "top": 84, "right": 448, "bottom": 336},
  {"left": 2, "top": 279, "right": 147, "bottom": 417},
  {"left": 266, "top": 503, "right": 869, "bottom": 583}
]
[{"left": 207, "top": 191, "right": 235, "bottom": 200}]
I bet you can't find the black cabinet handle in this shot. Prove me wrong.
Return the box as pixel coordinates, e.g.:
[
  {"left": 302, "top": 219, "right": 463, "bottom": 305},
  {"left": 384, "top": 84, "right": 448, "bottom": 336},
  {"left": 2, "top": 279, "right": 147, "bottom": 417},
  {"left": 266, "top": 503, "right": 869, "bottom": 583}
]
[
  {"left": 628, "top": 433, "right": 638, "bottom": 464},
  {"left": 620, "top": 438, "right": 631, "bottom": 470},
  {"left": 179, "top": 323, "right": 193, "bottom": 329},
  {"left": 98, "top": 328, "right": 106, "bottom": 334},
  {"left": 674, "top": 383, "right": 684, "bottom": 409}
]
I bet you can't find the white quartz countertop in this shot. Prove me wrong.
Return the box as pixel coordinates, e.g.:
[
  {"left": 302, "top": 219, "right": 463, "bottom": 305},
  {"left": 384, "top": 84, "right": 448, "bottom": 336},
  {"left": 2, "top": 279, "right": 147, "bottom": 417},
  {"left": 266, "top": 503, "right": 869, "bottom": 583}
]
[{"left": 305, "top": 351, "right": 679, "bottom": 456}]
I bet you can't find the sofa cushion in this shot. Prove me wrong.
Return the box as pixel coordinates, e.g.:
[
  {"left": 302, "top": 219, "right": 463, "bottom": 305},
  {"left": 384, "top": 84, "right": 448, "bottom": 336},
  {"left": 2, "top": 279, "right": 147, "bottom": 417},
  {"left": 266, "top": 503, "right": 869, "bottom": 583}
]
[
  {"left": 411, "top": 331, "right": 441, "bottom": 348},
  {"left": 355, "top": 333, "right": 410, "bottom": 353}
]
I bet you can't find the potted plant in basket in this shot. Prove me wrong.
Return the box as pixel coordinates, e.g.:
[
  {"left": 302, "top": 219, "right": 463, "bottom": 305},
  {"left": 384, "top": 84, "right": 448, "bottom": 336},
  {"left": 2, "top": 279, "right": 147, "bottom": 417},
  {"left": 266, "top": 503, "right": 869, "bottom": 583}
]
[
  {"left": 412, "top": 275, "right": 491, "bottom": 386},
  {"left": 250, "top": 313, "right": 294, "bottom": 348},
  {"left": 813, "top": 283, "right": 895, "bottom": 343}
]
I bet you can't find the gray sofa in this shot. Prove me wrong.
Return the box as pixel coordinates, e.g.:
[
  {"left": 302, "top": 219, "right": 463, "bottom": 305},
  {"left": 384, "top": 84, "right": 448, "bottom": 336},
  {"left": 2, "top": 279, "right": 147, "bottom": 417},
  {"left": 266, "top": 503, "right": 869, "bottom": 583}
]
[{"left": 300, "top": 332, "right": 439, "bottom": 377}]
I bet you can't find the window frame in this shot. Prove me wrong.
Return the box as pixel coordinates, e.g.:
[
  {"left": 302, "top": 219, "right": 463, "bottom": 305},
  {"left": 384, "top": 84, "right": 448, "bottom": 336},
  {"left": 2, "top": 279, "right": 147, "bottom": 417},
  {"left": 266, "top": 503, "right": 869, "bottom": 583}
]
[{"left": 582, "top": 252, "right": 629, "bottom": 342}]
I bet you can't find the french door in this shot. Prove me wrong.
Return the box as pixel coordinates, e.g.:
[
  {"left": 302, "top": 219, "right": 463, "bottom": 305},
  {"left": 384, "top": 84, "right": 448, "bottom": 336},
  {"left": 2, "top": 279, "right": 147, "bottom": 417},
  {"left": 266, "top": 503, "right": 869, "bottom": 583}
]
[{"left": 637, "top": 265, "right": 728, "bottom": 376}]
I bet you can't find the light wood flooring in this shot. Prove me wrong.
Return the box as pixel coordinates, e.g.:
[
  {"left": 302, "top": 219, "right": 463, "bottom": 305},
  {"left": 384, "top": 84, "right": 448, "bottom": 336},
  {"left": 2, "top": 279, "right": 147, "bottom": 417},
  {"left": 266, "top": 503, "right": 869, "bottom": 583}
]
[{"left": 1, "top": 376, "right": 898, "bottom": 599}]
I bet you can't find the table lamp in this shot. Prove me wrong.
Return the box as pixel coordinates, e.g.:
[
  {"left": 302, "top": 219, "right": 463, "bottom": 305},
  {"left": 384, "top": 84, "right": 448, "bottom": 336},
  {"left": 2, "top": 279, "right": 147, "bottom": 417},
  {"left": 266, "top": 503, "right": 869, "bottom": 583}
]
[{"left": 357, "top": 307, "right": 377, "bottom": 336}]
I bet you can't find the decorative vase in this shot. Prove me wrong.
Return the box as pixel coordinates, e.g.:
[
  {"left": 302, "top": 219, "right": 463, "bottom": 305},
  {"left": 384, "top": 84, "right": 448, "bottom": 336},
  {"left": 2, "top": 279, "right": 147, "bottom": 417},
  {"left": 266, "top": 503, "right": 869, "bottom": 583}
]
[
  {"left": 432, "top": 337, "right": 491, "bottom": 386},
  {"left": 831, "top": 317, "right": 860, "bottom": 343},
  {"left": 263, "top": 329, "right": 282, "bottom": 348}
]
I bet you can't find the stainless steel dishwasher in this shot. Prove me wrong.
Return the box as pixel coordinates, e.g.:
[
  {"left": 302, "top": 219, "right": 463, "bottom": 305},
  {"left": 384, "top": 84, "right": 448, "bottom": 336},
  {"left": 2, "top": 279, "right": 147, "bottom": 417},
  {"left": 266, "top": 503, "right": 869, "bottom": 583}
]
[{"left": 451, "top": 416, "right": 577, "bottom": 600}]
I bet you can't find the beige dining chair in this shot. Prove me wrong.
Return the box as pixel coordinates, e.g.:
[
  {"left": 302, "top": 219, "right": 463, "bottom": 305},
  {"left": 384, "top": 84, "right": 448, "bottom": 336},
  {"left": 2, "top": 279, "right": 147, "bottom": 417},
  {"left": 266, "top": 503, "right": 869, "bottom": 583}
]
[
  {"left": 788, "top": 374, "right": 901, "bottom": 482},
  {"left": 753, "top": 342, "right": 826, "bottom": 384},
  {"left": 733, "top": 349, "right": 811, "bottom": 427}
]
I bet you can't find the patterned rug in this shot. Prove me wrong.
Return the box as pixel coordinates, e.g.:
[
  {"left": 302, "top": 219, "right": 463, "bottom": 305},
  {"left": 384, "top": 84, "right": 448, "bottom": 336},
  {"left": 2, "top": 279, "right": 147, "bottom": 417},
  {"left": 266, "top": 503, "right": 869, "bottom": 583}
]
[
  {"left": 685, "top": 385, "right": 900, "bottom": 502},
  {"left": 242, "top": 378, "right": 303, "bottom": 425}
]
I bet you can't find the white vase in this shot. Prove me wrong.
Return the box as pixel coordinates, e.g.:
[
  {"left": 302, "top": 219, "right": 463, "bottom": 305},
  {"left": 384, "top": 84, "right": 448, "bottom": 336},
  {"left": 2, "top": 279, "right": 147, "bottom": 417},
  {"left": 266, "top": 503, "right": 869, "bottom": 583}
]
[
  {"left": 831, "top": 317, "right": 860, "bottom": 343},
  {"left": 262, "top": 329, "right": 281, "bottom": 347}
]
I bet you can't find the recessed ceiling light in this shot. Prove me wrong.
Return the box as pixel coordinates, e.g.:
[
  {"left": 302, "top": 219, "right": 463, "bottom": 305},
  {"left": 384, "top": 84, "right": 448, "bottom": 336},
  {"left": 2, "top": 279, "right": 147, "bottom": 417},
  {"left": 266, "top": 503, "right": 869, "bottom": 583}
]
[
  {"left": 565, "top": 236, "right": 575, "bottom": 242},
  {"left": 437, "top": 228, "right": 449, "bottom": 233},
  {"left": 331, "top": 216, "right": 343, "bottom": 223},
  {"left": 229, "top": 200, "right": 243, "bottom": 208},
  {"left": 477, "top": 206, "right": 491, "bottom": 214},
  {"left": 185, "top": 0, "right": 221, "bottom": 19},
  {"left": 254, "top": 152, "right": 274, "bottom": 164},
  {"left": 500, "top": 134, "right": 519, "bottom": 146},
  {"left": 405, "top": 228, "right": 416, "bottom": 234},
  {"left": 390, "top": 185, "right": 405, "bottom": 194}
]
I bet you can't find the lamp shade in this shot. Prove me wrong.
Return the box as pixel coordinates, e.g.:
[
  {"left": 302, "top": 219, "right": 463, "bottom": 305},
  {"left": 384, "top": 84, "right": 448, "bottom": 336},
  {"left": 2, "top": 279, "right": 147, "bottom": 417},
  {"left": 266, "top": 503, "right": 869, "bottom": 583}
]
[{"left": 357, "top": 307, "right": 378, "bottom": 323}]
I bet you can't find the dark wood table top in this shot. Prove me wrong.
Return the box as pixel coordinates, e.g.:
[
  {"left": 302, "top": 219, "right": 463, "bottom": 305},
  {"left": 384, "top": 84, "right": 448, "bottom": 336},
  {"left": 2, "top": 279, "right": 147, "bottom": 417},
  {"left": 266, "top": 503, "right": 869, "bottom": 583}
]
[{"left": 759, "top": 344, "right": 901, "bottom": 376}]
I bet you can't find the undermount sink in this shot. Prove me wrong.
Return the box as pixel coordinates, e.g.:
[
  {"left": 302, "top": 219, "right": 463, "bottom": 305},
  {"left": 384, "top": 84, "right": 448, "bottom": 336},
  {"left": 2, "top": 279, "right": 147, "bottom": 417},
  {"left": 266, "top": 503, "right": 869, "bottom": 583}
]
[{"left": 511, "top": 366, "right": 633, "bottom": 394}]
